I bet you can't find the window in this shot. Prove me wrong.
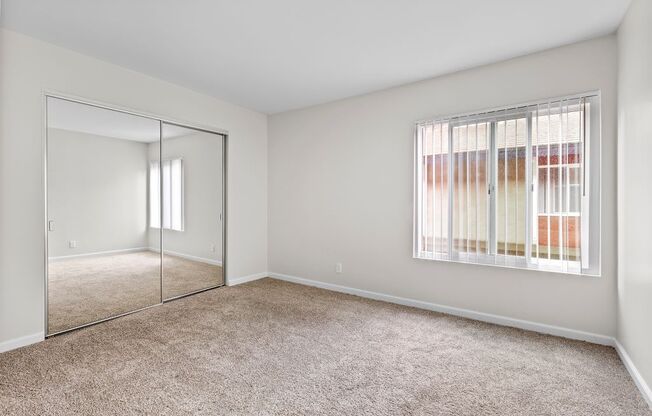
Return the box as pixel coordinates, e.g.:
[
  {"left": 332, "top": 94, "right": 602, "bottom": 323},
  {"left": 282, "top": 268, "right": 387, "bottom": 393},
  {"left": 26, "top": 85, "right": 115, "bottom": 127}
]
[
  {"left": 414, "top": 94, "right": 600, "bottom": 275},
  {"left": 150, "top": 158, "right": 184, "bottom": 231}
]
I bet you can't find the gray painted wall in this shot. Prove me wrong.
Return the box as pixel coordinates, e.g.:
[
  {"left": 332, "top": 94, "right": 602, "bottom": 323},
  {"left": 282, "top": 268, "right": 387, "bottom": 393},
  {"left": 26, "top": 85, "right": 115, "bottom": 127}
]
[
  {"left": 147, "top": 131, "right": 224, "bottom": 263},
  {"left": 617, "top": 0, "right": 652, "bottom": 398},
  {"left": 47, "top": 128, "right": 149, "bottom": 258}
]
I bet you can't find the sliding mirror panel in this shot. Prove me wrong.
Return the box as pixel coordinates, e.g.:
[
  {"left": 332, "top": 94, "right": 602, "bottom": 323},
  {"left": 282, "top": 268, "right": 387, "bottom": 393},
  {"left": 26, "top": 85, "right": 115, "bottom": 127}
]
[
  {"left": 46, "top": 97, "right": 162, "bottom": 335},
  {"left": 157, "top": 123, "right": 225, "bottom": 300}
]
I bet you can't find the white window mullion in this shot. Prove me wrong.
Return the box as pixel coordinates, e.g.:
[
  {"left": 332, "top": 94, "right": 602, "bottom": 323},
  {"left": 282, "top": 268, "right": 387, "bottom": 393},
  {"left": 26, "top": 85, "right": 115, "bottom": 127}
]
[
  {"left": 525, "top": 110, "right": 533, "bottom": 263},
  {"left": 557, "top": 100, "right": 564, "bottom": 263},
  {"left": 415, "top": 126, "right": 424, "bottom": 256},
  {"left": 439, "top": 123, "right": 445, "bottom": 255},
  {"left": 564, "top": 101, "right": 571, "bottom": 267},
  {"left": 431, "top": 123, "right": 436, "bottom": 257},
  {"left": 448, "top": 123, "right": 454, "bottom": 258},
  {"left": 528, "top": 104, "right": 541, "bottom": 263},
  {"left": 580, "top": 98, "right": 589, "bottom": 270},
  {"left": 425, "top": 126, "right": 430, "bottom": 255},
  {"left": 575, "top": 97, "right": 588, "bottom": 269},
  {"left": 484, "top": 123, "right": 489, "bottom": 254},
  {"left": 474, "top": 123, "right": 479, "bottom": 255},
  {"left": 515, "top": 119, "right": 519, "bottom": 257},
  {"left": 465, "top": 124, "right": 470, "bottom": 255},
  {"left": 503, "top": 116, "right": 508, "bottom": 255},
  {"left": 546, "top": 102, "right": 552, "bottom": 261},
  {"left": 489, "top": 121, "right": 497, "bottom": 256}
]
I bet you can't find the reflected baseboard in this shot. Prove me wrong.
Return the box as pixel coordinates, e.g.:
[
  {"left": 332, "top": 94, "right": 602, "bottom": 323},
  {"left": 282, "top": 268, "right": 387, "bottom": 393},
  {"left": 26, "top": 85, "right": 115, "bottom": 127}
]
[
  {"left": 48, "top": 247, "right": 149, "bottom": 262},
  {"left": 49, "top": 247, "right": 222, "bottom": 267},
  {"left": 147, "top": 247, "right": 223, "bottom": 266}
]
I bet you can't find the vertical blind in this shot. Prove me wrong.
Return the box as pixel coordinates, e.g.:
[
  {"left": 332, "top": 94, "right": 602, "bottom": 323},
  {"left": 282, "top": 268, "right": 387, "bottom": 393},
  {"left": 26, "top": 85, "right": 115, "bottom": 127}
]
[
  {"left": 150, "top": 158, "right": 184, "bottom": 231},
  {"left": 414, "top": 94, "right": 600, "bottom": 275}
]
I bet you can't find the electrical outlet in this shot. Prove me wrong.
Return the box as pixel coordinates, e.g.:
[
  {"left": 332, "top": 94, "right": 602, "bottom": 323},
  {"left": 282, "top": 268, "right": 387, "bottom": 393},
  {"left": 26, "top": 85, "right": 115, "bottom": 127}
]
[
  {"left": 210, "top": 244, "right": 216, "bottom": 252},
  {"left": 69, "top": 240, "right": 77, "bottom": 248},
  {"left": 335, "top": 262, "right": 342, "bottom": 273}
]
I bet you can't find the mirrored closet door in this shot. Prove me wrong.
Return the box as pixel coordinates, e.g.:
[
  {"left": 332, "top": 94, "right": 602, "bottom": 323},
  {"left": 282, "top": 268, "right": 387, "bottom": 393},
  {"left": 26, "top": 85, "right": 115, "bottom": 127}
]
[
  {"left": 159, "top": 123, "right": 225, "bottom": 300},
  {"left": 46, "top": 97, "right": 226, "bottom": 336},
  {"left": 46, "top": 97, "right": 162, "bottom": 335}
]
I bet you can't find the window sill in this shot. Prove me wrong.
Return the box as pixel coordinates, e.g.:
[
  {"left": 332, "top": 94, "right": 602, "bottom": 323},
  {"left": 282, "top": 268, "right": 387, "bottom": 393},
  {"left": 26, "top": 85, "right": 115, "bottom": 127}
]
[{"left": 414, "top": 251, "right": 599, "bottom": 277}]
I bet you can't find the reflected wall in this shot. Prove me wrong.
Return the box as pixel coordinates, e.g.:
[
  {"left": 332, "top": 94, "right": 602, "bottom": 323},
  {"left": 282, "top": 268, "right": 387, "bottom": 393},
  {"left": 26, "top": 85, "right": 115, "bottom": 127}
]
[
  {"left": 150, "top": 123, "right": 224, "bottom": 300},
  {"left": 46, "top": 97, "right": 161, "bottom": 334}
]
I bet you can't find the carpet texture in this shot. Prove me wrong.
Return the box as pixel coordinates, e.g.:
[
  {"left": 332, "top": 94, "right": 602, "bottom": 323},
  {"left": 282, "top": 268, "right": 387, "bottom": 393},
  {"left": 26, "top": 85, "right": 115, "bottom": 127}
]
[
  {"left": 3, "top": 278, "right": 649, "bottom": 415},
  {"left": 48, "top": 251, "right": 223, "bottom": 334}
]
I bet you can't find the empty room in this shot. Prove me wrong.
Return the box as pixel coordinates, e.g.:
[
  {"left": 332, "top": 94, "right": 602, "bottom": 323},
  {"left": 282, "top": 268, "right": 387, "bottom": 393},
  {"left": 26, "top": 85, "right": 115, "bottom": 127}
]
[{"left": 0, "top": 0, "right": 650, "bottom": 414}]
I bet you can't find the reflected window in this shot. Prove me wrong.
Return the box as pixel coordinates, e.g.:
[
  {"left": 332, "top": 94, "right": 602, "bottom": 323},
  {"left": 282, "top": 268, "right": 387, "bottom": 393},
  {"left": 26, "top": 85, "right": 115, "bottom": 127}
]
[{"left": 150, "top": 158, "right": 184, "bottom": 231}]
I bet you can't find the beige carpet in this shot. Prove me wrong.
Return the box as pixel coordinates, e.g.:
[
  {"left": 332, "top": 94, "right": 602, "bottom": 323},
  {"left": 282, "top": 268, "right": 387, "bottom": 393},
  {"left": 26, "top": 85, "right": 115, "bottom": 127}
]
[
  {"left": 161, "top": 252, "right": 224, "bottom": 299},
  {"left": 2, "top": 278, "right": 649, "bottom": 415},
  {"left": 48, "top": 251, "right": 223, "bottom": 334}
]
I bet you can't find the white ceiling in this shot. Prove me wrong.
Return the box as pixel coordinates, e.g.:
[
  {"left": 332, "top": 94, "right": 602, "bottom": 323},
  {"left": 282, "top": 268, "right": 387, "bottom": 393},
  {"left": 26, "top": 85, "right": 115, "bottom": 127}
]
[
  {"left": 48, "top": 97, "right": 190, "bottom": 142},
  {"left": 1, "top": 0, "right": 631, "bottom": 114}
]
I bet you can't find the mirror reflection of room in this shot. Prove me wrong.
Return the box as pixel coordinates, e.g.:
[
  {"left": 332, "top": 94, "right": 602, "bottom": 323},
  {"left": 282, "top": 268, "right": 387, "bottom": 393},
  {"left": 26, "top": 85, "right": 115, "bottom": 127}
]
[
  {"left": 47, "top": 98, "right": 226, "bottom": 335},
  {"left": 46, "top": 97, "right": 162, "bottom": 335},
  {"left": 153, "top": 124, "right": 224, "bottom": 300}
]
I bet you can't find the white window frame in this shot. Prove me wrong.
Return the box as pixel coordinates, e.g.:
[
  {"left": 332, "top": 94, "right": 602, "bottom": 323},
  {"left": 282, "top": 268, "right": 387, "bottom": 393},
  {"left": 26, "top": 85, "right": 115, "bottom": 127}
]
[{"left": 413, "top": 92, "right": 601, "bottom": 276}]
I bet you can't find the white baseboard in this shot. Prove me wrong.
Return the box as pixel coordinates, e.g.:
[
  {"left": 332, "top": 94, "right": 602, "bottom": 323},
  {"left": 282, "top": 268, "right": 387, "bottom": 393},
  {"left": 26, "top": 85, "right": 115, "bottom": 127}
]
[
  {"left": 0, "top": 332, "right": 44, "bottom": 354},
  {"left": 49, "top": 247, "right": 148, "bottom": 261},
  {"left": 227, "top": 272, "right": 268, "bottom": 286},
  {"left": 268, "top": 272, "right": 613, "bottom": 346},
  {"left": 614, "top": 339, "right": 652, "bottom": 409},
  {"left": 148, "top": 247, "right": 223, "bottom": 266}
]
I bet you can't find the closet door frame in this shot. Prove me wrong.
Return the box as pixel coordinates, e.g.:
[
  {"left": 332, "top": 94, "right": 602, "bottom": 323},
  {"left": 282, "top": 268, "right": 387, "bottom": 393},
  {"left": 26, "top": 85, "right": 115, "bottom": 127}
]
[{"left": 43, "top": 91, "right": 228, "bottom": 337}]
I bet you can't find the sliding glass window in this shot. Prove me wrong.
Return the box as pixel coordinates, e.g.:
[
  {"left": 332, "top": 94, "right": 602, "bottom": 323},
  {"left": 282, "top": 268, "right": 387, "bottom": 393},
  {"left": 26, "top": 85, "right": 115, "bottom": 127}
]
[{"left": 414, "top": 94, "right": 600, "bottom": 275}]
